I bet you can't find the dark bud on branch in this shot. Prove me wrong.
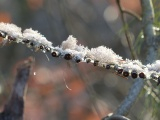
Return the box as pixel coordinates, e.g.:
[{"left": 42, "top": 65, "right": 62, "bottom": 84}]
[
  {"left": 106, "top": 65, "right": 110, "bottom": 69},
  {"left": 93, "top": 60, "right": 99, "bottom": 66},
  {"left": 86, "top": 58, "right": 91, "bottom": 63},
  {"left": 117, "top": 67, "right": 123, "bottom": 74},
  {"left": 8, "top": 36, "right": 16, "bottom": 41},
  {"left": 0, "top": 31, "right": 6, "bottom": 38},
  {"left": 139, "top": 72, "right": 145, "bottom": 79},
  {"left": 123, "top": 71, "right": 129, "bottom": 77},
  {"left": 39, "top": 45, "right": 44, "bottom": 50},
  {"left": 131, "top": 71, "right": 138, "bottom": 79},
  {"left": 45, "top": 47, "right": 51, "bottom": 52},
  {"left": 157, "top": 76, "right": 160, "bottom": 86},
  {"left": 22, "top": 39, "right": 30, "bottom": 44},
  {"left": 51, "top": 51, "right": 60, "bottom": 57},
  {"left": 64, "top": 53, "right": 72, "bottom": 60},
  {"left": 75, "top": 59, "right": 81, "bottom": 63}
]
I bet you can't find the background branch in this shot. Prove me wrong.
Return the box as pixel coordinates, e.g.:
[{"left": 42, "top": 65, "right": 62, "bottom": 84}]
[
  {"left": 104, "top": 0, "right": 156, "bottom": 118},
  {"left": 116, "top": 0, "right": 137, "bottom": 60},
  {"left": 102, "top": 114, "right": 130, "bottom": 120},
  {"left": 0, "top": 57, "right": 33, "bottom": 120}
]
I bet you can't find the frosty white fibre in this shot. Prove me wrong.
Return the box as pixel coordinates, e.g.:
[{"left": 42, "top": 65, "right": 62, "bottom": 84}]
[
  {"left": 88, "top": 46, "right": 123, "bottom": 64},
  {"left": 0, "top": 22, "right": 22, "bottom": 42},
  {"left": 147, "top": 60, "right": 160, "bottom": 72},
  {"left": 23, "top": 29, "right": 52, "bottom": 47},
  {"left": 61, "top": 35, "right": 77, "bottom": 50},
  {"left": 60, "top": 35, "right": 88, "bottom": 61}
]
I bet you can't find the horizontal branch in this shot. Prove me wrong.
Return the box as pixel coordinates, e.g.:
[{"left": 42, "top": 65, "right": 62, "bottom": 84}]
[{"left": 0, "top": 23, "right": 160, "bottom": 85}]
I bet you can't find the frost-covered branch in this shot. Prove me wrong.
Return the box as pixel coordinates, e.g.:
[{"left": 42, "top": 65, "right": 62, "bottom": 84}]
[
  {"left": 113, "top": 0, "right": 156, "bottom": 117},
  {"left": 0, "top": 22, "right": 160, "bottom": 85}
]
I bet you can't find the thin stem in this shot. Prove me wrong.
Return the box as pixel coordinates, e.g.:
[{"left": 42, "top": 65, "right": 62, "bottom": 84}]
[
  {"left": 116, "top": 0, "right": 137, "bottom": 60},
  {"left": 123, "top": 9, "right": 142, "bottom": 21},
  {"left": 0, "top": 57, "right": 33, "bottom": 120},
  {"left": 111, "top": 0, "right": 156, "bottom": 117},
  {"left": 115, "top": 78, "right": 144, "bottom": 116},
  {"left": 102, "top": 114, "right": 130, "bottom": 120}
]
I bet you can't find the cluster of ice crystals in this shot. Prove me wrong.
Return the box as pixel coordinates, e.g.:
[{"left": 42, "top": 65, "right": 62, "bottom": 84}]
[
  {"left": 2, "top": 22, "right": 160, "bottom": 83},
  {"left": 87, "top": 46, "right": 122, "bottom": 64},
  {"left": 61, "top": 35, "right": 77, "bottom": 50},
  {"left": 147, "top": 60, "right": 160, "bottom": 72},
  {"left": 0, "top": 22, "right": 22, "bottom": 41},
  {"left": 121, "top": 60, "right": 144, "bottom": 73},
  {"left": 23, "top": 28, "right": 52, "bottom": 47},
  {"left": 60, "top": 35, "right": 88, "bottom": 61}
]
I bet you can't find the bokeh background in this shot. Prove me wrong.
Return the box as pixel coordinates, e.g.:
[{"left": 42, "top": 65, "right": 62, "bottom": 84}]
[{"left": 0, "top": 0, "right": 158, "bottom": 120}]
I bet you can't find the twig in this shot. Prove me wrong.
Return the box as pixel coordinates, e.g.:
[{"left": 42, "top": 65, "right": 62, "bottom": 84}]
[
  {"left": 115, "top": 78, "right": 144, "bottom": 116},
  {"left": 112, "top": 0, "right": 156, "bottom": 117},
  {"left": 0, "top": 23, "right": 160, "bottom": 84},
  {"left": 102, "top": 114, "right": 130, "bottom": 120},
  {"left": 123, "top": 9, "right": 142, "bottom": 21},
  {"left": 141, "top": 0, "right": 156, "bottom": 64},
  {"left": 0, "top": 57, "right": 33, "bottom": 120},
  {"left": 116, "top": 0, "right": 137, "bottom": 60}
]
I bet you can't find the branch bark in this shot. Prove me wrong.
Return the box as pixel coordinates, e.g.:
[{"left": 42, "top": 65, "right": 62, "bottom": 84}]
[
  {"left": 102, "top": 114, "right": 130, "bottom": 120},
  {"left": 0, "top": 57, "right": 33, "bottom": 120},
  {"left": 105, "top": 0, "right": 156, "bottom": 118},
  {"left": 116, "top": 0, "right": 137, "bottom": 60}
]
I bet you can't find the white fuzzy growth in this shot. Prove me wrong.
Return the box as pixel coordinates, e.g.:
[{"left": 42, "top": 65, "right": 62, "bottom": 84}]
[
  {"left": 61, "top": 35, "right": 89, "bottom": 53},
  {"left": 87, "top": 46, "right": 122, "bottom": 64},
  {"left": 121, "top": 60, "right": 144, "bottom": 73},
  {"left": 23, "top": 28, "right": 52, "bottom": 47},
  {"left": 0, "top": 22, "right": 22, "bottom": 40},
  {"left": 61, "top": 49, "right": 87, "bottom": 61},
  {"left": 61, "top": 35, "right": 77, "bottom": 50},
  {"left": 147, "top": 60, "right": 160, "bottom": 72},
  {"left": 60, "top": 35, "right": 89, "bottom": 60}
]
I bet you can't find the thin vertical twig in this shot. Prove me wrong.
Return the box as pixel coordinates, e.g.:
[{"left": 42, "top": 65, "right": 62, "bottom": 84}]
[
  {"left": 103, "top": 0, "right": 156, "bottom": 119},
  {"left": 116, "top": 0, "right": 137, "bottom": 60}
]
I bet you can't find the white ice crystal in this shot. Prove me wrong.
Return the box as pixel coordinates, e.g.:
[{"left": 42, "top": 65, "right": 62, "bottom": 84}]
[
  {"left": 61, "top": 35, "right": 77, "bottom": 50},
  {"left": 2, "top": 22, "right": 160, "bottom": 82},
  {"left": 23, "top": 28, "right": 52, "bottom": 47},
  {"left": 60, "top": 35, "right": 89, "bottom": 61},
  {"left": 0, "top": 22, "right": 22, "bottom": 42},
  {"left": 147, "top": 60, "right": 160, "bottom": 72},
  {"left": 121, "top": 60, "right": 144, "bottom": 73},
  {"left": 87, "top": 46, "right": 123, "bottom": 64}
]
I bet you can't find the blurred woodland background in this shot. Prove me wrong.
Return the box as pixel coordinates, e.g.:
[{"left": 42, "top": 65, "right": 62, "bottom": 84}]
[{"left": 0, "top": 0, "right": 159, "bottom": 120}]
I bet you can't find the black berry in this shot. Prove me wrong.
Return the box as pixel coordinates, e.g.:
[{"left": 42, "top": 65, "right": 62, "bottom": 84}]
[
  {"left": 40, "top": 45, "right": 44, "bottom": 50},
  {"left": 64, "top": 53, "right": 72, "bottom": 60},
  {"left": 106, "top": 65, "right": 110, "bottom": 69},
  {"left": 23, "top": 39, "right": 30, "bottom": 43},
  {"left": 0, "top": 31, "right": 6, "bottom": 38},
  {"left": 86, "top": 58, "right": 91, "bottom": 63},
  {"left": 131, "top": 71, "right": 138, "bottom": 79},
  {"left": 117, "top": 69, "right": 123, "bottom": 74},
  {"left": 30, "top": 42, "right": 34, "bottom": 46},
  {"left": 139, "top": 72, "right": 145, "bottom": 79},
  {"left": 45, "top": 47, "right": 51, "bottom": 52},
  {"left": 51, "top": 51, "right": 59, "bottom": 57},
  {"left": 93, "top": 60, "right": 99, "bottom": 66},
  {"left": 75, "top": 59, "right": 81, "bottom": 63},
  {"left": 157, "top": 76, "right": 160, "bottom": 86},
  {"left": 123, "top": 71, "right": 129, "bottom": 77},
  {"left": 8, "top": 36, "right": 16, "bottom": 41}
]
